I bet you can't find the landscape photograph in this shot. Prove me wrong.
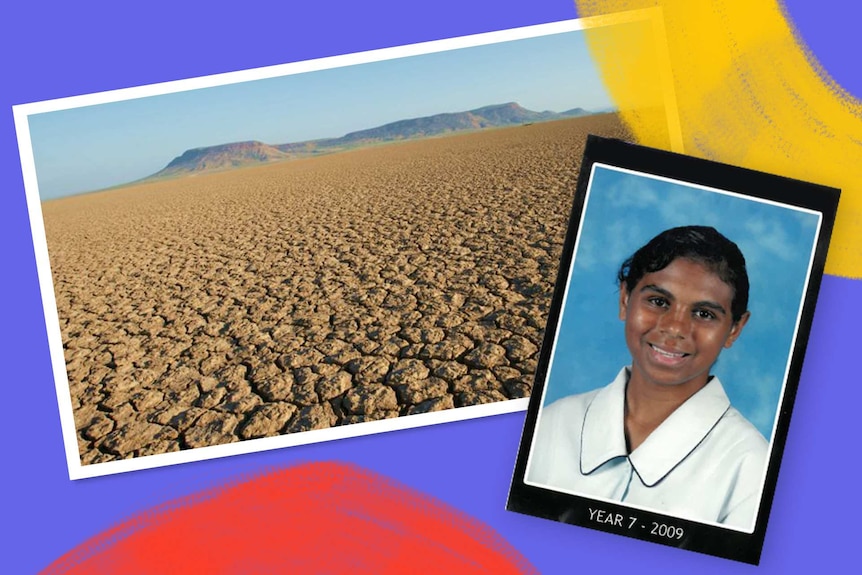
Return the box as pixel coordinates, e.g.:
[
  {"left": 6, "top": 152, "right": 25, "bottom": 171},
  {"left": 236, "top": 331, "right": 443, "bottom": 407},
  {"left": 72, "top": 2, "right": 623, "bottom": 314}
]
[{"left": 18, "top": 19, "right": 668, "bottom": 476}]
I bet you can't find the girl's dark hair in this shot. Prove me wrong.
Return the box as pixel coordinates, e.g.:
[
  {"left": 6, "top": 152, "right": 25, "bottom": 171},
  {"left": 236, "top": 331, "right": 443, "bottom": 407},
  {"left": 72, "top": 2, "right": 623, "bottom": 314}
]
[{"left": 617, "top": 226, "right": 750, "bottom": 322}]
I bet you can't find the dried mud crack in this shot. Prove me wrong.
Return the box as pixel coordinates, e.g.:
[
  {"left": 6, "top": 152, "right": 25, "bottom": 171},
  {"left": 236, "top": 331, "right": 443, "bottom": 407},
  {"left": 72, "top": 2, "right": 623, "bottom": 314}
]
[{"left": 43, "top": 115, "right": 631, "bottom": 464}]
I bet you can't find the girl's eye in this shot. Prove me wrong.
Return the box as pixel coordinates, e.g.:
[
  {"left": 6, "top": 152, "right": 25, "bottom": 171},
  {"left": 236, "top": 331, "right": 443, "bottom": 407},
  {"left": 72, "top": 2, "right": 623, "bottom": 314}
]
[{"left": 694, "top": 309, "right": 716, "bottom": 320}]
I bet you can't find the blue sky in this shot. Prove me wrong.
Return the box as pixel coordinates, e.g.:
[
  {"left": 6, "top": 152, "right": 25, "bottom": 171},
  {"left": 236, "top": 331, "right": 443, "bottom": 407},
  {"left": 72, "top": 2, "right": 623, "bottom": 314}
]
[
  {"left": 27, "top": 29, "right": 613, "bottom": 200},
  {"left": 541, "top": 165, "right": 821, "bottom": 441}
]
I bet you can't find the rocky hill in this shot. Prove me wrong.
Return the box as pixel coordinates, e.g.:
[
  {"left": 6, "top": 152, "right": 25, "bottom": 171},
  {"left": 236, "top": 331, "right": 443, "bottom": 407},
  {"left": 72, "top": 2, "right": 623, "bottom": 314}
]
[
  {"left": 148, "top": 103, "right": 603, "bottom": 180},
  {"left": 152, "top": 141, "right": 289, "bottom": 179}
]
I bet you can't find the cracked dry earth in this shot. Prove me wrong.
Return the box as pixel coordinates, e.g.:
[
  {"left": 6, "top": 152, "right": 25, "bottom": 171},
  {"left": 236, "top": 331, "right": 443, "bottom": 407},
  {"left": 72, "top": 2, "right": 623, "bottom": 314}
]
[{"left": 42, "top": 114, "right": 630, "bottom": 464}]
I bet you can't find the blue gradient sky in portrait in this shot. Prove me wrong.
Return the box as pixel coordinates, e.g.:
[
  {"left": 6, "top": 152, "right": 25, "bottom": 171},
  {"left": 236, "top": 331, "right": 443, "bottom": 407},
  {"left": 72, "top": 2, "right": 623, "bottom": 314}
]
[
  {"left": 541, "top": 165, "right": 821, "bottom": 440},
  {"left": 27, "top": 28, "right": 612, "bottom": 200}
]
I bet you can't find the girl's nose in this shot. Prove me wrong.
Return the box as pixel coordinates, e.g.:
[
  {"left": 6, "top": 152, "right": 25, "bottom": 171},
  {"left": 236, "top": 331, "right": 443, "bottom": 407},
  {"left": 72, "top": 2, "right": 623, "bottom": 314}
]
[{"left": 657, "top": 308, "right": 689, "bottom": 338}]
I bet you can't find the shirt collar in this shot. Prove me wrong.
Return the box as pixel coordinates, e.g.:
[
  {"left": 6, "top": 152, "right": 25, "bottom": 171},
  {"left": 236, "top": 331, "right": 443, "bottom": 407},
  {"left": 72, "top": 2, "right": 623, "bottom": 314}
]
[{"left": 581, "top": 367, "right": 731, "bottom": 486}]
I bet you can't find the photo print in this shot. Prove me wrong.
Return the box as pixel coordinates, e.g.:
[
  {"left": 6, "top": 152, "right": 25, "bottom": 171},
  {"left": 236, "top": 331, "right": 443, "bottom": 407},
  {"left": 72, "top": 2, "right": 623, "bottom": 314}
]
[
  {"left": 14, "top": 11, "right": 680, "bottom": 479},
  {"left": 507, "top": 136, "right": 839, "bottom": 564}
]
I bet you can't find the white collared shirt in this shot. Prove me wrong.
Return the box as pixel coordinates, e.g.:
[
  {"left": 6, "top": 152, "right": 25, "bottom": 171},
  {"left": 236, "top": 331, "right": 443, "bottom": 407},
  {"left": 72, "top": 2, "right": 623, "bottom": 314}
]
[{"left": 526, "top": 368, "right": 768, "bottom": 531}]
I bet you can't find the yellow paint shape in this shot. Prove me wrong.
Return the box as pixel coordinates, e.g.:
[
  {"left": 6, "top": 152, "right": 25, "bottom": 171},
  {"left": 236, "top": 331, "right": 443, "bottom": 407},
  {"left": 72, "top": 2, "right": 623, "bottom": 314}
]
[{"left": 576, "top": 0, "right": 862, "bottom": 277}]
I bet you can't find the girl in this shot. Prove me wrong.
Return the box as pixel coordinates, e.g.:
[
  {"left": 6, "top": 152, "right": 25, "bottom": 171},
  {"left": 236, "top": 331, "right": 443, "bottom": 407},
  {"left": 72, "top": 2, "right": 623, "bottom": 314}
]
[{"left": 527, "top": 226, "right": 766, "bottom": 531}]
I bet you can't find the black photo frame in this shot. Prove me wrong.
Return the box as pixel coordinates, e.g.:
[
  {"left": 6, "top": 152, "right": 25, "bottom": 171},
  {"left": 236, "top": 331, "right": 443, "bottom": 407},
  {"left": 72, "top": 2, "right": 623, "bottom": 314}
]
[{"left": 506, "top": 136, "right": 839, "bottom": 564}]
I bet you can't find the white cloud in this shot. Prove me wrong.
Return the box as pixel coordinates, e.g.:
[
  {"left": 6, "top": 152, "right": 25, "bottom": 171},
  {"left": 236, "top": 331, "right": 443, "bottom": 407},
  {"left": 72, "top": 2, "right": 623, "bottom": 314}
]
[{"left": 743, "top": 216, "right": 797, "bottom": 262}]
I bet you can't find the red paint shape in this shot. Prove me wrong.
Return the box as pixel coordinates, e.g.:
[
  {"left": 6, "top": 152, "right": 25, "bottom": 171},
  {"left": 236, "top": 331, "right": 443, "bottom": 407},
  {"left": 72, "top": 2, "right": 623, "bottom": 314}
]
[{"left": 41, "top": 461, "right": 536, "bottom": 574}]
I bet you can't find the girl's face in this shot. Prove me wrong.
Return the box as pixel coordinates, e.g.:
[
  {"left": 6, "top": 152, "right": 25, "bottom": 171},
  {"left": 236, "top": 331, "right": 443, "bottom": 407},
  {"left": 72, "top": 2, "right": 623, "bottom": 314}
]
[{"left": 619, "top": 257, "right": 749, "bottom": 392}]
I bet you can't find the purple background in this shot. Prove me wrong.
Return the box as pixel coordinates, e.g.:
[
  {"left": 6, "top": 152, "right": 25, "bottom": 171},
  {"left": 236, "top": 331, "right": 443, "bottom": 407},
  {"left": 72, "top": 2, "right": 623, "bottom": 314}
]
[{"left": 1, "top": 1, "right": 858, "bottom": 572}]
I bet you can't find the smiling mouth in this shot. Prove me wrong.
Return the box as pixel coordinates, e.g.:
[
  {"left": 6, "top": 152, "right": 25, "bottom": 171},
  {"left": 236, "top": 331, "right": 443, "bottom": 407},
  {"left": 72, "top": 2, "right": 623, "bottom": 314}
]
[{"left": 648, "top": 344, "right": 690, "bottom": 364}]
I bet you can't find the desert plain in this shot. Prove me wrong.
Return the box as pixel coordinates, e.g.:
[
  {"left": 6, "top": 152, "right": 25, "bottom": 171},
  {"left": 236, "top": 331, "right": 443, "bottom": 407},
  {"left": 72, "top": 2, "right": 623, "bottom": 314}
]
[{"left": 42, "top": 114, "right": 630, "bottom": 464}]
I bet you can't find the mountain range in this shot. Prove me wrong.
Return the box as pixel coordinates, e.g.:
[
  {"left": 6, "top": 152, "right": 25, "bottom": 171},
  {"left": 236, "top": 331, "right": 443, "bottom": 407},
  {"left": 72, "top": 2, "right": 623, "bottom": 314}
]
[{"left": 148, "top": 102, "right": 599, "bottom": 180}]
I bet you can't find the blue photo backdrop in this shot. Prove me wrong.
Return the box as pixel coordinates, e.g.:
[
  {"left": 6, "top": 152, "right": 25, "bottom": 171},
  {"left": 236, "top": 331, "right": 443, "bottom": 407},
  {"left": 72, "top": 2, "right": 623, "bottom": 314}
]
[{"left": 542, "top": 165, "right": 821, "bottom": 441}]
